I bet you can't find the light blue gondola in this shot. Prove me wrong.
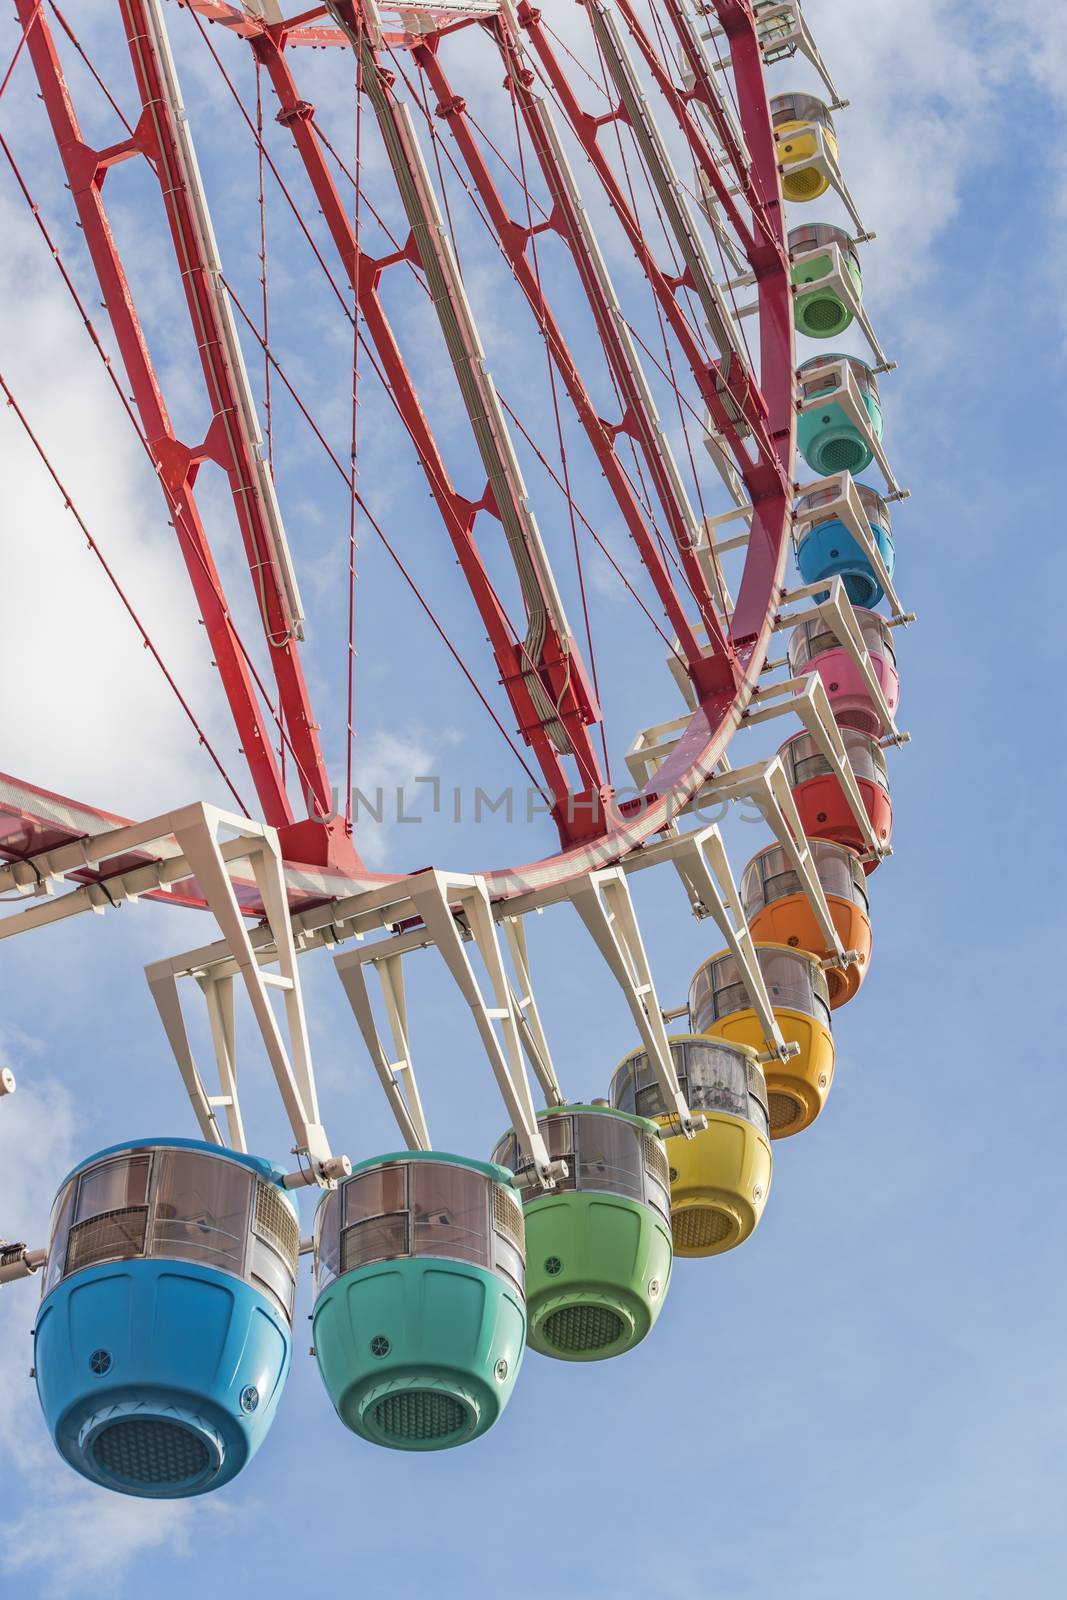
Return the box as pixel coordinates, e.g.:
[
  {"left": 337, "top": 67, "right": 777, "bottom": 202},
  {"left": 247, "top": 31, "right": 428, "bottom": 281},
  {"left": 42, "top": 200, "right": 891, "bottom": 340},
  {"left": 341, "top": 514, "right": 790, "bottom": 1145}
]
[
  {"left": 795, "top": 480, "right": 895, "bottom": 608},
  {"left": 33, "top": 1138, "right": 299, "bottom": 1498}
]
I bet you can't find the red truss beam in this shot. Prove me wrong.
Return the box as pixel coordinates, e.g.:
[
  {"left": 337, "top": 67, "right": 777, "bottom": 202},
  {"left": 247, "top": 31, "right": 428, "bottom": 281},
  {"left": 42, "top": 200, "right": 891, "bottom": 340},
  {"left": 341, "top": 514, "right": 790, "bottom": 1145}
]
[
  {"left": 707, "top": 0, "right": 793, "bottom": 648},
  {"left": 254, "top": 21, "right": 612, "bottom": 844},
  {"left": 513, "top": 1, "right": 772, "bottom": 481},
  {"left": 612, "top": 0, "right": 761, "bottom": 259},
  {"left": 414, "top": 32, "right": 735, "bottom": 697},
  {"left": 14, "top": 0, "right": 357, "bottom": 870},
  {"left": 15, "top": 0, "right": 793, "bottom": 876}
]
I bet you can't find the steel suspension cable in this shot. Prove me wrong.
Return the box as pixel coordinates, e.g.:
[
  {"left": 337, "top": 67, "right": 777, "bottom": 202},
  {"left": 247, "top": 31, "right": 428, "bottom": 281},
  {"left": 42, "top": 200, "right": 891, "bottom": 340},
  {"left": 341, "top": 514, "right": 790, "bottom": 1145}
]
[
  {"left": 345, "top": 25, "right": 363, "bottom": 831},
  {"left": 0, "top": 126, "right": 334, "bottom": 817},
  {"left": 190, "top": 10, "right": 546, "bottom": 695},
  {"left": 502, "top": 67, "right": 611, "bottom": 782},
  {"left": 219, "top": 273, "right": 552, "bottom": 803},
  {"left": 389, "top": 41, "right": 704, "bottom": 656},
  {"left": 0, "top": 0, "right": 41, "bottom": 103},
  {"left": 296, "top": 104, "right": 685, "bottom": 659}
]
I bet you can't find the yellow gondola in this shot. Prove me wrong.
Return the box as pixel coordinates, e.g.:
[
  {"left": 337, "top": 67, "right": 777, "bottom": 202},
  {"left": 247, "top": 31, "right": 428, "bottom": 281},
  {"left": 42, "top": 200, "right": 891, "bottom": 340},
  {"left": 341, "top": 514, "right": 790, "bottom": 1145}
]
[
  {"left": 689, "top": 945, "right": 834, "bottom": 1139},
  {"left": 609, "top": 1036, "right": 771, "bottom": 1258},
  {"left": 770, "top": 91, "right": 838, "bottom": 201}
]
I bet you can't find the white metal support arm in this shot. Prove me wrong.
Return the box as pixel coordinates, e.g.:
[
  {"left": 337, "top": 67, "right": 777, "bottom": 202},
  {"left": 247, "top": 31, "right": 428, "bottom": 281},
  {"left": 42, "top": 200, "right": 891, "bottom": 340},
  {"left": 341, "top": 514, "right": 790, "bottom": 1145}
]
[
  {"left": 335, "top": 872, "right": 560, "bottom": 1184},
  {"left": 793, "top": 473, "right": 914, "bottom": 625},
  {"left": 142, "top": 804, "right": 342, "bottom": 1184},
  {"left": 776, "top": 574, "right": 909, "bottom": 743},
  {"left": 796, "top": 359, "right": 905, "bottom": 498},
  {"left": 567, "top": 866, "right": 696, "bottom": 1131}
]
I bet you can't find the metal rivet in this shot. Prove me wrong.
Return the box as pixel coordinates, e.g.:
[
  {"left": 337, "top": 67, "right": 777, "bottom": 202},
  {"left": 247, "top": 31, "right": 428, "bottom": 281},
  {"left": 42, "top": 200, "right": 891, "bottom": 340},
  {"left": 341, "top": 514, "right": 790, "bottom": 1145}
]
[
  {"left": 495, "top": 1359, "right": 509, "bottom": 1382},
  {"left": 648, "top": 1279, "right": 660, "bottom": 1298}
]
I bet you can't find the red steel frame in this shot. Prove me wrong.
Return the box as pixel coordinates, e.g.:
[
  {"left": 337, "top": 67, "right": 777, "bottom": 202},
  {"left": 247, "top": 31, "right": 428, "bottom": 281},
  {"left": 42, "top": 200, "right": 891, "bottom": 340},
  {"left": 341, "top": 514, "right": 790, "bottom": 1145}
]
[
  {"left": 11, "top": 0, "right": 794, "bottom": 888},
  {"left": 12, "top": 0, "right": 359, "bottom": 871}
]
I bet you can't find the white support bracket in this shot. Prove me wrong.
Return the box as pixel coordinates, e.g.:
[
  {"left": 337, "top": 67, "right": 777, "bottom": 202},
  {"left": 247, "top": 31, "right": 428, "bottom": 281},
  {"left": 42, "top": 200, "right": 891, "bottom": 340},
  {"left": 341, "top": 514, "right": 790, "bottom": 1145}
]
[
  {"left": 684, "top": 764, "right": 853, "bottom": 975},
  {"left": 794, "top": 472, "right": 914, "bottom": 625},
  {"left": 334, "top": 933, "right": 432, "bottom": 1153},
  {"left": 790, "top": 240, "right": 893, "bottom": 371},
  {"left": 704, "top": 420, "right": 749, "bottom": 509},
  {"left": 658, "top": 825, "right": 793, "bottom": 1057},
  {"left": 142, "top": 803, "right": 342, "bottom": 1184},
  {"left": 501, "top": 914, "right": 566, "bottom": 1107},
  {"left": 664, "top": 503, "right": 760, "bottom": 707},
  {"left": 751, "top": 0, "right": 846, "bottom": 107},
  {"left": 797, "top": 357, "right": 905, "bottom": 499},
  {"left": 0, "top": 1243, "right": 47, "bottom": 1286},
  {"left": 336, "top": 872, "right": 560, "bottom": 1185},
  {"left": 777, "top": 573, "right": 910, "bottom": 743},
  {"left": 781, "top": 122, "right": 869, "bottom": 240},
  {"left": 567, "top": 866, "right": 698, "bottom": 1132},
  {"left": 0, "top": 796, "right": 344, "bottom": 1181},
  {"left": 741, "top": 675, "right": 890, "bottom": 863}
]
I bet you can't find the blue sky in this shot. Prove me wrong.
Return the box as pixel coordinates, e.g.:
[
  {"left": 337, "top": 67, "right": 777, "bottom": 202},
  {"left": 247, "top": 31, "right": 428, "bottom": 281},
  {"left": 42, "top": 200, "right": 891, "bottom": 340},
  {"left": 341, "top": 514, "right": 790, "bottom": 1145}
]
[{"left": 2, "top": 1, "right": 1067, "bottom": 1596}]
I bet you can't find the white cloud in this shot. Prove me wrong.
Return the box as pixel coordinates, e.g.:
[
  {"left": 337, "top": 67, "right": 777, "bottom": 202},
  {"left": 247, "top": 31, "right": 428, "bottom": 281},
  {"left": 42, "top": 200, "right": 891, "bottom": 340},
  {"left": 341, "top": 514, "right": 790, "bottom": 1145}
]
[
  {"left": 803, "top": 0, "right": 1067, "bottom": 338},
  {"left": 0, "top": 179, "right": 244, "bottom": 819},
  {"left": 341, "top": 723, "right": 463, "bottom": 866}
]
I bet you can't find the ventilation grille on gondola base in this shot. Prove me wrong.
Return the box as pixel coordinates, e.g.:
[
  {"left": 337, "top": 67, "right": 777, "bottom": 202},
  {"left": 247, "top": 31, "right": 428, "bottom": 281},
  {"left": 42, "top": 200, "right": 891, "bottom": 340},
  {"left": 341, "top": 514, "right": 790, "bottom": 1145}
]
[
  {"left": 92, "top": 1417, "right": 213, "bottom": 1489},
  {"left": 800, "top": 295, "right": 849, "bottom": 335},
  {"left": 818, "top": 436, "right": 868, "bottom": 474},
  {"left": 672, "top": 1205, "right": 737, "bottom": 1253},
  {"left": 769, "top": 1091, "right": 806, "bottom": 1133},
  {"left": 371, "top": 1390, "right": 471, "bottom": 1444},
  {"left": 784, "top": 167, "right": 824, "bottom": 199},
  {"left": 541, "top": 1303, "right": 624, "bottom": 1354}
]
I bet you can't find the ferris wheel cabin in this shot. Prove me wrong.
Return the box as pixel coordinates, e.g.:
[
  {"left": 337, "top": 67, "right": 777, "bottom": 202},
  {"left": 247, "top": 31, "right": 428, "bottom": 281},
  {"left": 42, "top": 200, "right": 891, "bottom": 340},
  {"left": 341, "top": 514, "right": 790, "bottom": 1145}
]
[
  {"left": 312, "top": 1153, "right": 525, "bottom": 1451},
  {"left": 789, "top": 221, "right": 863, "bottom": 338},
  {"left": 33, "top": 1140, "right": 298, "bottom": 1498},
  {"left": 689, "top": 948, "right": 835, "bottom": 1139},
  {"left": 797, "top": 353, "right": 884, "bottom": 476},
  {"left": 787, "top": 608, "right": 900, "bottom": 737},
  {"left": 741, "top": 841, "right": 872, "bottom": 1007},
  {"left": 491, "top": 1105, "right": 673, "bottom": 1360},
  {"left": 770, "top": 91, "right": 838, "bottom": 201},
  {"left": 794, "top": 481, "right": 896, "bottom": 609},
  {"left": 778, "top": 727, "right": 894, "bottom": 865},
  {"left": 610, "top": 1038, "right": 772, "bottom": 1259}
]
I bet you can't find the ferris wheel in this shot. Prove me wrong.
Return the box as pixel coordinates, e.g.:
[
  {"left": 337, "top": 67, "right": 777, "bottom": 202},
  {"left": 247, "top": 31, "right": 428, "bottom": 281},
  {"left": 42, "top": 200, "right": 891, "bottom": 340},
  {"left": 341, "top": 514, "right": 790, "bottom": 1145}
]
[{"left": 0, "top": 0, "right": 912, "bottom": 1491}]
